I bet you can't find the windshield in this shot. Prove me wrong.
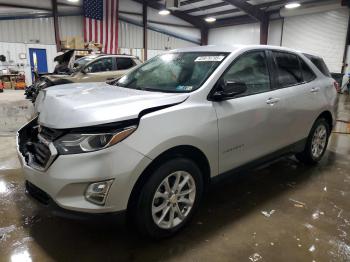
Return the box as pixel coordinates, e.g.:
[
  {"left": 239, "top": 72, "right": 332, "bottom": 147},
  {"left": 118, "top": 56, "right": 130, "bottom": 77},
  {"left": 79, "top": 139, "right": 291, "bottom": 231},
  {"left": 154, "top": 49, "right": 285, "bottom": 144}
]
[{"left": 116, "top": 52, "right": 228, "bottom": 93}]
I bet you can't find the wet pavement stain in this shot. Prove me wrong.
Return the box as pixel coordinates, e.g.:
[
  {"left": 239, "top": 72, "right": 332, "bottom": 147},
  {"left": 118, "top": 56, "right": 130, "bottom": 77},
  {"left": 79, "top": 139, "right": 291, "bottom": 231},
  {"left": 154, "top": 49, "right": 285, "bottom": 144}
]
[{"left": 0, "top": 95, "right": 349, "bottom": 261}]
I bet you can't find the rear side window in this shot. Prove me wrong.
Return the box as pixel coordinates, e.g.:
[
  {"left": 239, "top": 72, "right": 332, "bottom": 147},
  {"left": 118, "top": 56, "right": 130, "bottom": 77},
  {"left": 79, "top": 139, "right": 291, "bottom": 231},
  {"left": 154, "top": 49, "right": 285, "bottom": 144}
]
[
  {"left": 273, "top": 52, "right": 303, "bottom": 88},
  {"left": 116, "top": 58, "right": 135, "bottom": 70},
  {"left": 300, "top": 59, "right": 316, "bottom": 82},
  {"left": 304, "top": 55, "right": 331, "bottom": 77}
]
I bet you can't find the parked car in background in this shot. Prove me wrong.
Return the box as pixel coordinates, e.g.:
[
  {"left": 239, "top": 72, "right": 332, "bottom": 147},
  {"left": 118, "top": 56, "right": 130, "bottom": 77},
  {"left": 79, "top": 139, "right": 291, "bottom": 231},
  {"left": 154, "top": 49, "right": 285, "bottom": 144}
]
[
  {"left": 26, "top": 54, "right": 141, "bottom": 102},
  {"left": 18, "top": 45, "right": 337, "bottom": 238}
]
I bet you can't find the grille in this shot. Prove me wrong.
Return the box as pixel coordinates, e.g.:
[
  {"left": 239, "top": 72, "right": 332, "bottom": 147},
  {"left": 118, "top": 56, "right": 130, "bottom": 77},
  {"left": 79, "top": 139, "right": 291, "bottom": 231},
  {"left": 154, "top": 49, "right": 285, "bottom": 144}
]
[
  {"left": 18, "top": 118, "right": 62, "bottom": 170},
  {"left": 26, "top": 141, "right": 52, "bottom": 168}
]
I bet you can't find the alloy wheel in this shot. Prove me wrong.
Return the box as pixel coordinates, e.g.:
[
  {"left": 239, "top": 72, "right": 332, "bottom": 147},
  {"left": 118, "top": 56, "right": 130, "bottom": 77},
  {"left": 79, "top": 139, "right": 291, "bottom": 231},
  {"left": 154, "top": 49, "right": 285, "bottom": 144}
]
[
  {"left": 311, "top": 124, "right": 327, "bottom": 159},
  {"left": 151, "top": 171, "right": 196, "bottom": 229}
]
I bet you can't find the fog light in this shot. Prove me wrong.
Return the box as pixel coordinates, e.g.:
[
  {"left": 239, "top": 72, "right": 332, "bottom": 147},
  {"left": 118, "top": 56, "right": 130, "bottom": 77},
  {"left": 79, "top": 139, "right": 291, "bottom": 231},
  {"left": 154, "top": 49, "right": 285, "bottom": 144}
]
[{"left": 85, "top": 180, "right": 114, "bottom": 205}]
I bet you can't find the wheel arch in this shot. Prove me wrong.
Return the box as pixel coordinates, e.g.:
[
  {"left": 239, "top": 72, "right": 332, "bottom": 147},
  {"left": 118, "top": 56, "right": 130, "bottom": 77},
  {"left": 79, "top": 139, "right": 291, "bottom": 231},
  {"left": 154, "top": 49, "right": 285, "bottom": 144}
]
[
  {"left": 127, "top": 145, "right": 211, "bottom": 211},
  {"left": 318, "top": 110, "right": 333, "bottom": 131}
]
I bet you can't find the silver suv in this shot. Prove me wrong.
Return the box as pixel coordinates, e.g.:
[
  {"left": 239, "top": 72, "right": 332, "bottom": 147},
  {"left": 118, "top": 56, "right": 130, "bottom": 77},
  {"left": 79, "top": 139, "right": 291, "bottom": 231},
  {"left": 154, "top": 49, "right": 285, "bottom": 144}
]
[{"left": 17, "top": 45, "right": 337, "bottom": 238}]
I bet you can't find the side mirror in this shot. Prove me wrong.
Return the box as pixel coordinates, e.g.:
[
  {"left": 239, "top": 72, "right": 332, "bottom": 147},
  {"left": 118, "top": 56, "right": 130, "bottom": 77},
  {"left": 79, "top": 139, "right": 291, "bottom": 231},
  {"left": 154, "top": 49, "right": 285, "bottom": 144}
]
[{"left": 212, "top": 80, "right": 247, "bottom": 101}]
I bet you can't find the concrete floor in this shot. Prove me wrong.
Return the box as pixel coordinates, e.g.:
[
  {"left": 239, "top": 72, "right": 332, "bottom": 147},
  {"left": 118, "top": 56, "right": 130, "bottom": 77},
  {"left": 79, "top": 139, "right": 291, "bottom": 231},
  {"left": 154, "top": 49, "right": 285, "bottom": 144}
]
[
  {"left": 0, "top": 90, "right": 33, "bottom": 135},
  {"left": 0, "top": 96, "right": 349, "bottom": 262}
]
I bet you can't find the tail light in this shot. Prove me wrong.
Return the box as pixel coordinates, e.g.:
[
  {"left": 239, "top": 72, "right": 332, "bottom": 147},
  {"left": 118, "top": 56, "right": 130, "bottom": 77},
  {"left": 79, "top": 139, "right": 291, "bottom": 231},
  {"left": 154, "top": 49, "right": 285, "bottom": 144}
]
[
  {"left": 333, "top": 80, "right": 340, "bottom": 92},
  {"left": 0, "top": 81, "right": 3, "bottom": 89}
]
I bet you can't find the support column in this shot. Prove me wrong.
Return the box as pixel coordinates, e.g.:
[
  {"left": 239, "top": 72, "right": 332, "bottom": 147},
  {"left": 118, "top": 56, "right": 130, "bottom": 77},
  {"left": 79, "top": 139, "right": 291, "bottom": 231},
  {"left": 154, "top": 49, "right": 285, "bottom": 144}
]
[
  {"left": 201, "top": 28, "right": 208, "bottom": 46},
  {"left": 260, "top": 17, "right": 269, "bottom": 45},
  {"left": 52, "top": 0, "right": 61, "bottom": 51},
  {"left": 143, "top": 1, "right": 147, "bottom": 61}
]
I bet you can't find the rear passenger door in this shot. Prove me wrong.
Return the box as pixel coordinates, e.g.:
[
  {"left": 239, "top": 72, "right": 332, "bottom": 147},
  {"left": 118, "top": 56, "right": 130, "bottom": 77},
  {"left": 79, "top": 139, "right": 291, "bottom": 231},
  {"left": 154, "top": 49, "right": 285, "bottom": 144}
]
[
  {"left": 270, "top": 51, "right": 321, "bottom": 144},
  {"left": 213, "top": 50, "right": 291, "bottom": 173}
]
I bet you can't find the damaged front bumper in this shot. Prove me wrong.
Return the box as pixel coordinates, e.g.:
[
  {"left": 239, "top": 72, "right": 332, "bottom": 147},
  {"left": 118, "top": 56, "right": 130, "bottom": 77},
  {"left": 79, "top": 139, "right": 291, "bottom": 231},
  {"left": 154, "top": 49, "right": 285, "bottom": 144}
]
[{"left": 16, "top": 118, "right": 152, "bottom": 213}]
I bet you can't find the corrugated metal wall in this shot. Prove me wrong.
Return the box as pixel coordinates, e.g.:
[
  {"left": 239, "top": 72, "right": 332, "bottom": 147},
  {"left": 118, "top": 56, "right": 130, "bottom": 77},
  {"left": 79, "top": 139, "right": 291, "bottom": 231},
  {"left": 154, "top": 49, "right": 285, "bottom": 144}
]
[
  {"left": 58, "top": 16, "right": 84, "bottom": 38},
  {"left": 0, "top": 16, "right": 196, "bottom": 49},
  {"left": 208, "top": 23, "right": 260, "bottom": 45},
  {"left": 0, "top": 18, "right": 55, "bottom": 44},
  {"left": 0, "top": 16, "right": 83, "bottom": 44},
  {"left": 118, "top": 20, "right": 197, "bottom": 50},
  {"left": 282, "top": 8, "right": 349, "bottom": 73}
]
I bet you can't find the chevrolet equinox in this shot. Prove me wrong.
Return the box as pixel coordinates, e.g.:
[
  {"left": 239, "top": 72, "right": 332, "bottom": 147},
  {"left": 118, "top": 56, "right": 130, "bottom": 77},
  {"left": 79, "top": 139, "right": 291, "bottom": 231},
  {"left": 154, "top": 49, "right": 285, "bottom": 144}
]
[{"left": 17, "top": 45, "right": 337, "bottom": 238}]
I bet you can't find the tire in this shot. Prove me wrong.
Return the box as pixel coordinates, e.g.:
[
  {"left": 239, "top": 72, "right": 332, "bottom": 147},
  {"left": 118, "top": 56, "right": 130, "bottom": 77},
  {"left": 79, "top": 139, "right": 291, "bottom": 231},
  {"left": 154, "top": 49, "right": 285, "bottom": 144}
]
[
  {"left": 296, "top": 118, "right": 330, "bottom": 165},
  {"left": 132, "top": 158, "right": 203, "bottom": 239}
]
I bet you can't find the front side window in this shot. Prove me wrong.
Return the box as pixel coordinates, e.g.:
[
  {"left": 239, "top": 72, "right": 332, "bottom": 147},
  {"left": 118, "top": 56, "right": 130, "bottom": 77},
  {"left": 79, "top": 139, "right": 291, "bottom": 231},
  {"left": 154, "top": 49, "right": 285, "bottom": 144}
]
[
  {"left": 273, "top": 52, "right": 302, "bottom": 88},
  {"left": 221, "top": 51, "right": 270, "bottom": 96},
  {"left": 85, "top": 57, "right": 113, "bottom": 73},
  {"left": 116, "top": 58, "right": 135, "bottom": 70},
  {"left": 116, "top": 52, "right": 228, "bottom": 93}
]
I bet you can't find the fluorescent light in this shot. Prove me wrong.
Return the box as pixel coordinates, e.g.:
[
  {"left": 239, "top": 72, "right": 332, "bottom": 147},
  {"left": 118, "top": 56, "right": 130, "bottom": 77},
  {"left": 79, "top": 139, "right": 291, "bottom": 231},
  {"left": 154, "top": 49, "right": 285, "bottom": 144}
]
[
  {"left": 285, "top": 2, "right": 301, "bottom": 9},
  {"left": 205, "top": 17, "right": 216, "bottom": 23},
  {"left": 67, "top": 0, "right": 79, "bottom": 2},
  {"left": 159, "top": 9, "right": 170, "bottom": 15}
]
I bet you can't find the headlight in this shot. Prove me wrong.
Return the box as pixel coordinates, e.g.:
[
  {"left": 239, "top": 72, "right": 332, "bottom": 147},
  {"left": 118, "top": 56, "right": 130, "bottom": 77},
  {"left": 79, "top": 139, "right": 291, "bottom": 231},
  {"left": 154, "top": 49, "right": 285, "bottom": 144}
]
[{"left": 54, "top": 126, "right": 137, "bottom": 155}]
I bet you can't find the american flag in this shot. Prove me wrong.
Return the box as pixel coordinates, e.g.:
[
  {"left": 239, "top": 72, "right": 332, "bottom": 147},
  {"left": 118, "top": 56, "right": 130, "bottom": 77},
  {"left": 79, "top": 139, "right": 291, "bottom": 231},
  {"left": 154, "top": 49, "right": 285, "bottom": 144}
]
[{"left": 83, "top": 0, "right": 119, "bottom": 54}]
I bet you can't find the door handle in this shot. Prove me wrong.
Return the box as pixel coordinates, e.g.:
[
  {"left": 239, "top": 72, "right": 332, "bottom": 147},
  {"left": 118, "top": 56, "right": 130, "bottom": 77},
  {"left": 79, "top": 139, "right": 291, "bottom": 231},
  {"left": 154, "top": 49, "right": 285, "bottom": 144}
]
[
  {"left": 266, "top": 97, "right": 280, "bottom": 105},
  {"left": 310, "top": 87, "right": 320, "bottom": 93}
]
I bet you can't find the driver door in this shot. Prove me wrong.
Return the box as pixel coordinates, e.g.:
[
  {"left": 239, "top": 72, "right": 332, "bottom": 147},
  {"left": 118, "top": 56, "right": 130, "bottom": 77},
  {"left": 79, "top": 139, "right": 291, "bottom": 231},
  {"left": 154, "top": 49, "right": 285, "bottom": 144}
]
[{"left": 213, "top": 50, "right": 289, "bottom": 173}]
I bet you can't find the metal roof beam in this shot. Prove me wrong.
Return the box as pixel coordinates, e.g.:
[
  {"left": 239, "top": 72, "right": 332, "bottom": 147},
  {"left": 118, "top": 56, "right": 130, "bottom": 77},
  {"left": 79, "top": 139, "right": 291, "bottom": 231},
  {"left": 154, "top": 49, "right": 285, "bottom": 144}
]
[
  {"left": 222, "top": 0, "right": 267, "bottom": 22},
  {"left": 209, "top": 15, "right": 256, "bottom": 28},
  {"left": 133, "top": 0, "right": 206, "bottom": 29},
  {"left": 0, "top": 3, "right": 51, "bottom": 12},
  {"left": 184, "top": 2, "right": 229, "bottom": 13}
]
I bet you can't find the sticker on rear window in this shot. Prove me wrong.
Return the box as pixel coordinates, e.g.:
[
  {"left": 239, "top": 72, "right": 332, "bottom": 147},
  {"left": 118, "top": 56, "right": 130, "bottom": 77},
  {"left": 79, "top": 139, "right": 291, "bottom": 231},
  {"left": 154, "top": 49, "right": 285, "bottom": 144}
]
[{"left": 195, "top": 56, "right": 225, "bottom": 62}]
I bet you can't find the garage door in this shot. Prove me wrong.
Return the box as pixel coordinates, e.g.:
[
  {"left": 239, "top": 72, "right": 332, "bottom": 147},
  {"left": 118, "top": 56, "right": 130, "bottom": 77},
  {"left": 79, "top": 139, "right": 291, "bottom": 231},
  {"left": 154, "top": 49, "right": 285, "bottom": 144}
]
[{"left": 282, "top": 8, "right": 349, "bottom": 73}]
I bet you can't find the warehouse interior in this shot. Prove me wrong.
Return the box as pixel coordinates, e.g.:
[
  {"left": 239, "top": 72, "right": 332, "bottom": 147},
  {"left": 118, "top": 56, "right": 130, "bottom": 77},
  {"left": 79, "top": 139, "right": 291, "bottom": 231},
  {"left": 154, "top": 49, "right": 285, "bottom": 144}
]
[{"left": 0, "top": 0, "right": 350, "bottom": 261}]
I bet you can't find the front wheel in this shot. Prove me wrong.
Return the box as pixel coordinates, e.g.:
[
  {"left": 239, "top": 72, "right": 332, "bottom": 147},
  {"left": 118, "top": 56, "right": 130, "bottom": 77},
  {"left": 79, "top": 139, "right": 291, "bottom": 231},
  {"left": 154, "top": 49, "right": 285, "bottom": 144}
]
[
  {"left": 132, "top": 158, "right": 203, "bottom": 239},
  {"left": 296, "top": 118, "right": 330, "bottom": 165}
]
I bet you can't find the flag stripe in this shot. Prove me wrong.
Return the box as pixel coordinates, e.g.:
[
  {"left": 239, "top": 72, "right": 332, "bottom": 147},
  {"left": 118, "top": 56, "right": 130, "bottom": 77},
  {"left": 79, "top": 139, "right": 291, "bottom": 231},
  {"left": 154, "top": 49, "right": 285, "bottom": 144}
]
[
  {"left": 83, "top": 17, "right": 87, "bottom": 42},
  {"left": 105, "top": 0, "right": 109, "bottom": 53},
  {"left": 100, "top": 19, "right": 103, "bottom": 49},
  {"left": 115, "top": 0, "right": 118, "bottom": 54},
  {"left": 83, "top": 0, "right": 118, "bottom": 54},
  {"left": 110, "top": 0, "right": 114, "bottom": 54}
]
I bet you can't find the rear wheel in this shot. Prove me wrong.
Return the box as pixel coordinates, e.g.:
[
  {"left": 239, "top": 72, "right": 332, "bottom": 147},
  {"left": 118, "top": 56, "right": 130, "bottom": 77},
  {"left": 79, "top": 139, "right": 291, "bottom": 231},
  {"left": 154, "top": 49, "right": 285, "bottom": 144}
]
[
  {"left": 296, "top": 118, "right": 330, "bottom": 165},
  {"left": 132, "top": 158, "right": 203, "bottom": 239}
]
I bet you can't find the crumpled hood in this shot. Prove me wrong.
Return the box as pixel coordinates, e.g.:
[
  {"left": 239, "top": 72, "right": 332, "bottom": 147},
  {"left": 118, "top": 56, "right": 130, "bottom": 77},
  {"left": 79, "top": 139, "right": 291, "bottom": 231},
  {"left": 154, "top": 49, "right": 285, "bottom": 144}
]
[{"left": 35, "top": 82, "right": 189, "bottom": 129}]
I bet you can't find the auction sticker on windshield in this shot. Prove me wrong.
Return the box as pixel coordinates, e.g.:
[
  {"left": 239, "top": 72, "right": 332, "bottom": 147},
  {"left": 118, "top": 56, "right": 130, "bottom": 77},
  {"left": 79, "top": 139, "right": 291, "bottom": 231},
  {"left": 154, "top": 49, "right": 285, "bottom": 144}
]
[{"left": 195, "top": 56, "right": 225, "bottom": 62}]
